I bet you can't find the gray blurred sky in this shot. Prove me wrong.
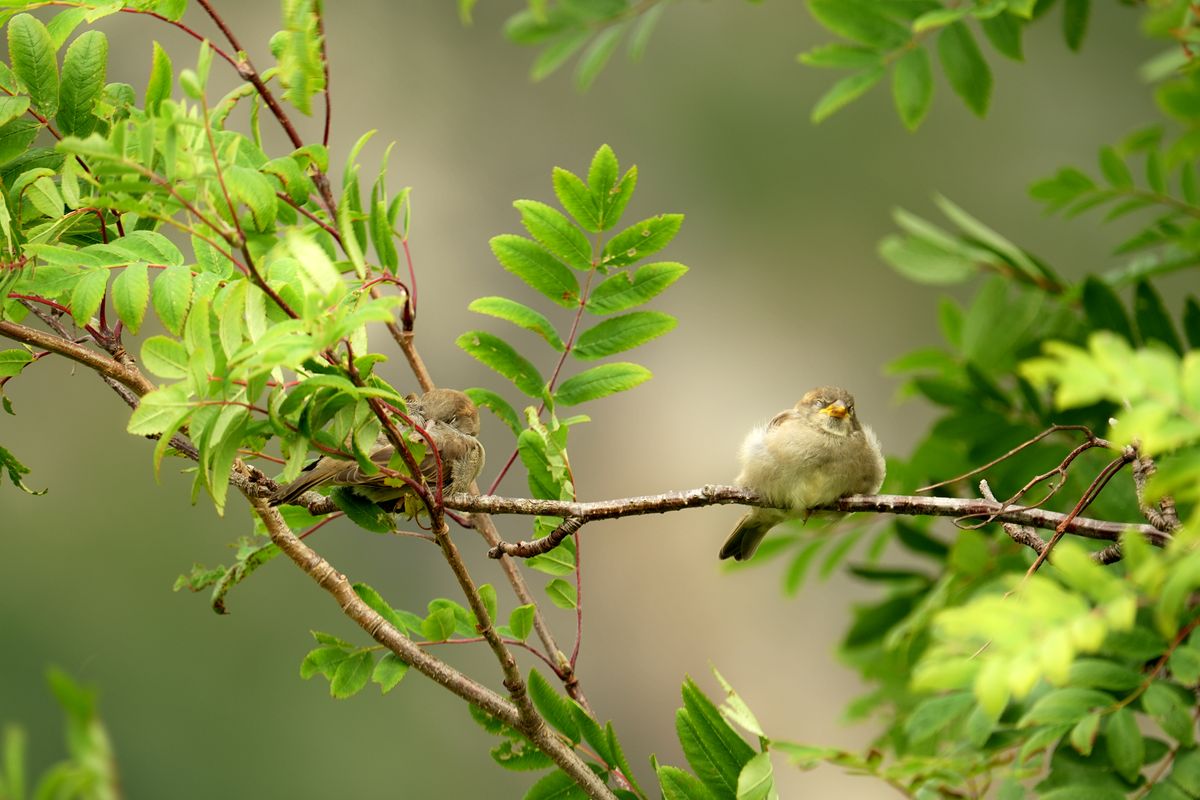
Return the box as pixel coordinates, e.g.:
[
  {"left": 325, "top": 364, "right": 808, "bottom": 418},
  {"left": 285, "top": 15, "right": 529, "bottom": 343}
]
[{"left": 1, "top": 2, "right": 1161, "bottom": 797}]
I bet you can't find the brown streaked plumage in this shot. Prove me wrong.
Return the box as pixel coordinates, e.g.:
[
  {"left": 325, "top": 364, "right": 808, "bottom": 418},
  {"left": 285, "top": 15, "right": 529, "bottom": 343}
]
[
  {"left": 268, "top": 389, "right": 484, "bottom": 510},
  {"left": 719, "top": 386, "right": 884, "bottom": 561}
]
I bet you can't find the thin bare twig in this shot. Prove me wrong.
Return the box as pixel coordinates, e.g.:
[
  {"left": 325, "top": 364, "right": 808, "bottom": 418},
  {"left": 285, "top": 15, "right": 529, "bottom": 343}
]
[
  {"left": 1023, "top": 448, "right": 1138, "bottom": 579},
  {"left": 918, "top": 425, "right": 1100, "bottom": 493}
]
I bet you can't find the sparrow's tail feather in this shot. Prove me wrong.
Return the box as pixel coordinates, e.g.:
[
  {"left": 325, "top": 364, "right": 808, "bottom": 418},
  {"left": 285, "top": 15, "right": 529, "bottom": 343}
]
[
  {"left": 269, "top": 465, "right": 335, "bottom": 507},
  {"left": 718, "top": 510, "right": 781, "bottom": 561}
]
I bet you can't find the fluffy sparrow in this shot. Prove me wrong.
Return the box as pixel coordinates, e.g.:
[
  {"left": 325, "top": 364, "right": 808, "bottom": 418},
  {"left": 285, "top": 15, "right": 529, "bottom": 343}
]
[
  {"left": 719, "top": 386, "right": 884, "bottom": 561},
  {"left": 269, "top": 388, "right": 485, "bottom": 509}
]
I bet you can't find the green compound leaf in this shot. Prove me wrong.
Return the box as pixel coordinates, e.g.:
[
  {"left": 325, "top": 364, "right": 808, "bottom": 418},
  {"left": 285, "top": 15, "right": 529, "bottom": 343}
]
[
  {"left": 152, "top": 263, "right": 193, "bottom": 336},
  {"left": 8, "top": 14, "right": 59, "bottom": 117},
  {"left": 602, "top": 213, "right": 683, "bottom": 267},
  {"left": 555, "top": 362, "right": 651, "bottom": 405},
  {"left": 892, "top": 46, "right": 932, "bottom": 131},
  {"left": 457, "top": 330, "right": 545, "bottom": 397},
  {"left": 514, "top": 199, "right": 593, "bottom": 271},
  {"left": 490, "top": 234, "right": 580, "bottom": 307},
  {"left": 111, "top": 262, "right": 149, "bottom": 334},
  {"left": 811, "top": 65, "right": 884, "bottom": 124},
  {"left": 573, "top": 311, "right": 676, "bottom": 360},
  {"left": 938, "top": 22, "right": 991, "bottom": 117},
  {"left": 585, "top": 261, "right": 688, "bottom": 315},
  {"left": 56, "top": 30, "right": 107, "bottom": 137},
  {"left": 469, "top": 296, "right": 564, "bottom": 350}
]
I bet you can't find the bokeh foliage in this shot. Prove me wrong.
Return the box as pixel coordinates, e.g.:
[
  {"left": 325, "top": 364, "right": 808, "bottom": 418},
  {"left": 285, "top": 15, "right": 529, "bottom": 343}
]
[{"left": 2, "top": 2, "right": 1200, "bottom": 799}]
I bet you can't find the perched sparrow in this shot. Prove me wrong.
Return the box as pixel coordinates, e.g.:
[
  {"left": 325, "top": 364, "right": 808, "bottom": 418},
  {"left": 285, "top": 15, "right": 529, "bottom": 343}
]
[
  {"left": 719, "top": 386, "right": 884, "bottom": 561},
  {"left": 269, "top": 388, "right": 485, "bottom": 509}
]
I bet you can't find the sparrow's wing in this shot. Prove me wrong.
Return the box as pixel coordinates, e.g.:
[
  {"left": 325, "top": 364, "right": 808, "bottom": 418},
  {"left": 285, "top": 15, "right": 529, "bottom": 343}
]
[
  {"left": 767, "top": 408, "right": 801, "bottom": 428},
  {"left": 417, "top": 423, "right": 483, "bottom": 489}
]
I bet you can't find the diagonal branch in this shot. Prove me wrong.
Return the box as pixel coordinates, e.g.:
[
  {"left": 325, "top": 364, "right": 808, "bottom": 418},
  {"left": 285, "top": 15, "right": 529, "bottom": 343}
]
[
  {"left": 245, "top": 486, "right": 615, "bottom": 799},
  {"left": 0, "top": 319, "right": 155, "bottom": 396}
]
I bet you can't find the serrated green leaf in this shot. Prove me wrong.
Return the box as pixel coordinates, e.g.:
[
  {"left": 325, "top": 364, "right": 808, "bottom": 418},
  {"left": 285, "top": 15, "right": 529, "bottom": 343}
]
[
  {"left": 330, "top": 650, "right": 373, "bottom": 699},
  {"left": 332, "top": 486, "right": 395, "bottom": 533},
  {"left": 677, "top": 677, "right": 756, "bottom": 795},
  {"left": 0, "top": 119, "right": 40, "bottom": 170},
  {"left": 1099, "top": 146, "right": 1133, "bottom": 188},
  {"left": 0, "top": 96, "right": 29, "bottom": 130},
  {"left": 531, "top": 28, "right": 591, "bottom": 82},
  {"left": 528, "top": 669, "right": 580, "bottom": 742},
  {"left": 811, "top": 65, "right": 884, "bottom": 124},
  {"left": 524, "top": 769, "right": 588, "bottom": 800},
  {"left": 463, "top": 387, "right": 522, "bottom": 437},
  {"left": 736, "top": 752, "right": 775, "bottom": 800},
  {"left": 141, "top": 335, "right": 188, "bottom": 379},
  {"left": 1069, "top": 711, "right": 1100, "bottom": 755},
  {"left": 1062, "top": 0, "right": 1089, "bottom": 52},
  {"left": 421, "top": 606, "right": 457, "bottom": 642},
  {"left": 1106, "top": 706, "right": 1144, "bottom": 782},
  {"left": 56, "top": 30, "right": 107, "bottom": 138},
  {"left": 145, "top": 40, "right": 172, "bottom": 115},
  {"left": 573, "top": 311, "right": 675, "bottom": 360},
  {"left": 1019, "top": 688, "right": 1113, "bottom": 727},
  {"left": 552, "top": 166, "right": 601, "bottom": 233},
  {"left": 514, "top": 199, "right": 593, "bottom": 270},
  {"left": 226, "top": 165, "right": 278, "bottom": 232},
  {"left": 8, "top": 14, "right": 59, "bottom": 117},
  {"left": 456, "top": 330, "right": 545, "bottom": 397},
  {"left": 904, "top": 692, "right": 975, "bottom": 743},
  {"left": 351, "top": 582, "right": 409, "bottom": 633},
  {"left": 300, "top": 645, "right": 350, "bottom": 680},
  {"left": 372, "top": 652, "right": 409, "bottom": 694},
  {"left": 980, "top": 9, "right": 1023, "bottom": 60},
  {"left": 152, "top": 263, "right": 193, "bottom": 336},
  {"left": 938, "top": 23, "right": 991, "bottom": 117},
  {"left": 490, "top": 234, "right": 580, "bottom": 307},
  {"left": 127, "top": 381, "right": 192, "bottom": 436},
  {"left": 575, "top": 23, "right": 624, "bottom": 91},
  {"left": 545, "top": 577, "right": 577, "bottom": 609},
  {"left": 111, "top": 262, "right": 149, "bottom": 333},
  {"left": 586, "top": 261, "right": 686, "bottom": 314},
  {"left": 657, "top": 764, "right": 718, "bottom": 800},
  {"left": 555, "top": 362, "right": 651, "bottom": 405},
  {"left": 1143, "top": 682, "right": 1195, "bottom": 746},
  {"left": 508, "top": 604, "right": 535, "bottom": 641},
  {"left": 807, "top": 0, "right": 910, "bottom": 48},
  {"left": 603, "top": 213, "right": 683, "bottom": 267},
  {"left": 0, "top": 349, "right": 33, "bottom": 379},
  {"left": 892, "top": 46, "right": 932, "bottom": 131},
  {"left": 878, "top": 234, "right": 974, "bottom": 284},
  {"left": 469, "top": 296, "right": 564, "bottom": 350},
  {"left": 69, "top": 267, "right": 106, "bottom": 326}
]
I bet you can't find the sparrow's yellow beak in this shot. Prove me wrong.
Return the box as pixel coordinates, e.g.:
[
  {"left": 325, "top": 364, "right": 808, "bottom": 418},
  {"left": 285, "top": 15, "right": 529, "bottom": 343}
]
[{"left": 821, "top": 401, "right": 849, "bottom": 419}]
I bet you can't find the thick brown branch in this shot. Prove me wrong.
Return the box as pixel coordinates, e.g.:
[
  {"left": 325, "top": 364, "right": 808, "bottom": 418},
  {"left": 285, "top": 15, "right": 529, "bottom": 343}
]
[{"left": 0, "top": 320, "right": 155, "bottom": 396}]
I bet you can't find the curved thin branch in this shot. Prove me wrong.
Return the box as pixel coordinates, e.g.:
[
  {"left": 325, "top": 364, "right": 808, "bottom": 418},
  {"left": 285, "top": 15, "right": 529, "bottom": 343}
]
[
  {"left": 245, "top": 485, "right": 615, "bottom": 799},
  {"left": 436, "top": 486, "right": 1171, "bottom": 553}
]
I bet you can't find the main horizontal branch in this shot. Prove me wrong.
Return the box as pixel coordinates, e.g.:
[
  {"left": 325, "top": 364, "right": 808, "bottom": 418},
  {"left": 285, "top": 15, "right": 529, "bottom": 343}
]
[{"left": 439, "top": 486, "right": 1171, "bottom": 548}]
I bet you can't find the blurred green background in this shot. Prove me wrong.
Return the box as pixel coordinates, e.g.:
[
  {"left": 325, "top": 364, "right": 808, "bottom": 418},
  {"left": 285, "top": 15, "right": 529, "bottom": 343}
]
[{"left": 1, "top": 2, "right": 1161, "bottom": 797}]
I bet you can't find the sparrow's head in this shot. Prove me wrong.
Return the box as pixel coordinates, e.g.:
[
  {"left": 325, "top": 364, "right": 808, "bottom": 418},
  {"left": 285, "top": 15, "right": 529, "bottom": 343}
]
[
  {"left": 796, "top": 386, "right": 861, "bottom": 436},
  {"left": 412, "top": 389, "right": 481, "bottom": 436}
]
